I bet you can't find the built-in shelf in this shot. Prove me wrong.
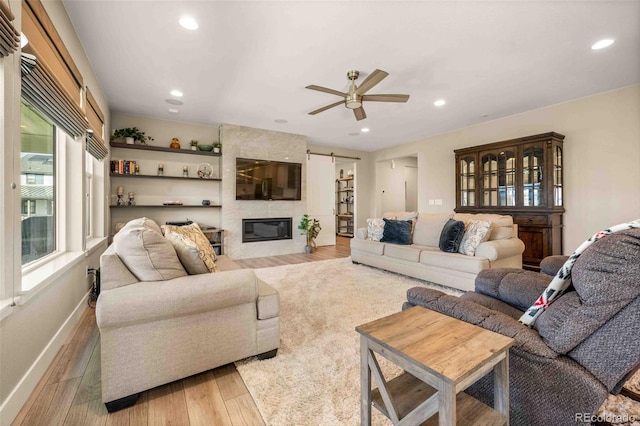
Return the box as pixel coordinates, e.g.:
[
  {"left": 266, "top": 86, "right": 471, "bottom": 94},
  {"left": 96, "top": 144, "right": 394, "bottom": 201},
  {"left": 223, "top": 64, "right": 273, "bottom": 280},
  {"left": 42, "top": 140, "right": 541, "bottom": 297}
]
[
  {"left": 110, "top": 141, "right": 221, "bottom": 157},
  {"left": 110, "top": 205, "right": 221, "bottom": 209},
  {"left": 110, "top": 173, "right": 222, "bottom": 182},
  {"left": 337, "top": 189, "right": 354, "bottom": 193},
  {"left": 337, "top": 176, "right": 354, "bottom": 181}
]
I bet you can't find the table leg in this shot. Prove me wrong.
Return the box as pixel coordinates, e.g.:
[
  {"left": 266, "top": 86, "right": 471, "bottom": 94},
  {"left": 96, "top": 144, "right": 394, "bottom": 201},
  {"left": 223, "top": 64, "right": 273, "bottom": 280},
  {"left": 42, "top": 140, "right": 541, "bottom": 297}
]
[
  {"left": 494, "top": 353, "right": 510, "bottom": 425},
  {"left": 438, "top": 382, "right": 456, "bottom": 426},
  {"left": 360, "top": 336, "right": 372, "bottom": 426}
]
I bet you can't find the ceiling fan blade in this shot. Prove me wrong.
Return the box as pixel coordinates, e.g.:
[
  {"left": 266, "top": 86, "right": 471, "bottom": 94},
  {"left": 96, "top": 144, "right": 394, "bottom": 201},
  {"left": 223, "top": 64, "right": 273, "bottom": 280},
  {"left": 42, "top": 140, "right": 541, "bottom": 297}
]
[
  {"left": 308, "top": 100, "right": 344, "bottom": 115},
  {"left": 355, "top": 69, "right": 388, "bottom": 95},
  {"left": 354, "top": 107, "right": 367, "bottom": 121},
  {"left": 306, "top": 85, "right": 346, "bottom": 97},
  {"left": 362, "top": 94, "right": 410, "bottom": 103}
]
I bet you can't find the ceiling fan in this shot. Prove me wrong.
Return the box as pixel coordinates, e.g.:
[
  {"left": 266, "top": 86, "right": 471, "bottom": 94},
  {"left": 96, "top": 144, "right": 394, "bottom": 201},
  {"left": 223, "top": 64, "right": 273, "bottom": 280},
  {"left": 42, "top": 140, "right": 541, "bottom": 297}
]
[{"left": 306, "top": 69, "right": 410, "bottom": 121}]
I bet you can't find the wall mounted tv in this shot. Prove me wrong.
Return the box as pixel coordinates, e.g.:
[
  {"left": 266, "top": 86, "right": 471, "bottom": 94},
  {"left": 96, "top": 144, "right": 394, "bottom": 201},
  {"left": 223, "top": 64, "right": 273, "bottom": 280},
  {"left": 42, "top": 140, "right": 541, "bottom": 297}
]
[{"left": 236, "top": 157, "right": 302, "bottom": 200}]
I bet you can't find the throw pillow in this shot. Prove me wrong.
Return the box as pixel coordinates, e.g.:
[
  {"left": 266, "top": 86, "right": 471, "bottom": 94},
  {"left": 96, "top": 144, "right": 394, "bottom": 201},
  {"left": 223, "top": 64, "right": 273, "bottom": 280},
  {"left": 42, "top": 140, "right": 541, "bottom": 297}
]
[
  {"left": 380, "top": 218, "right": 413, "bottom": 245},
  {"left": 113, "top": 219, "right": 187, "bottom": 281},
  {"left": 366, "top": 218, "right": 385, "bottom": 242},
  {"left": 161, "top": 223, "right": 219, "bottom": 273},
  {"left": 458, "top": 220, "right": 492, "bottom": 256},
  {"left": 439, "top": 219, "right": 465, "bottom": 253},
  {"left": 163, "top": 232, "right": 210, "bottom": 275}
]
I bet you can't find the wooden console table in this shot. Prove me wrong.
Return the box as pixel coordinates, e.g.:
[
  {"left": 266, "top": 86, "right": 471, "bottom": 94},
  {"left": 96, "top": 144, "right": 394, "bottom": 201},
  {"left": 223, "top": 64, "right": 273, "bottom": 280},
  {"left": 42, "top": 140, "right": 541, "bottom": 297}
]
[{"left": 356, "top": 307, "right": 514, "bottom": 425}]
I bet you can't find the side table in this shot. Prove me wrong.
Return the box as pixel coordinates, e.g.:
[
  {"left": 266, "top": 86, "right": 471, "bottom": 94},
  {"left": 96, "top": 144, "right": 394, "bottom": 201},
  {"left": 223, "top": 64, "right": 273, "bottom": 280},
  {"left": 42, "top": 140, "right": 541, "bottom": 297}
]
[{"left": 356, "top": 306, "right": 515, "bottom": 426}]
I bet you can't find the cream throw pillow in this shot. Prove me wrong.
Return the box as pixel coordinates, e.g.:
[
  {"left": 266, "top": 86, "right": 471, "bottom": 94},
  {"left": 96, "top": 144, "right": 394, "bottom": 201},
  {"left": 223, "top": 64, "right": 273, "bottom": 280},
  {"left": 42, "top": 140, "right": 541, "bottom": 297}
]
[
  {"left": 113, "top": 218, "right": 187, "bottom": 281},
  {"left": 366, "top": 218, "right": 385, "bottom": 242},
  {"left": 161, "top": 223, "right": 218, "bottom": 273},
  {"left": 458, "top": 220, "right": 492, "bottom": 256}
]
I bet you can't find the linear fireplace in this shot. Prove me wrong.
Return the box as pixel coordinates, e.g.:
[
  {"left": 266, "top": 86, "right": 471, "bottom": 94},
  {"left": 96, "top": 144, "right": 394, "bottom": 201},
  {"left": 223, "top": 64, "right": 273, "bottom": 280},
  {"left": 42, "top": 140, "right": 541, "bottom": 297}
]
[{"left": 242, "top": 217, "right": 293, "bottom": 243}]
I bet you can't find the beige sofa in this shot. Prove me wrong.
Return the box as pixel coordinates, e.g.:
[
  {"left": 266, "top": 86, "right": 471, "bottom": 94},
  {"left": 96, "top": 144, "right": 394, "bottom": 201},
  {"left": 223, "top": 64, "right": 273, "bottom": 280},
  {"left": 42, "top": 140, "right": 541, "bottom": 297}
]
[
  {"left": 97, "top": 218, "right": 280, "bottom": 412},
  {"left": 351, "top": 212, "right": 525, "bottom": 292}
]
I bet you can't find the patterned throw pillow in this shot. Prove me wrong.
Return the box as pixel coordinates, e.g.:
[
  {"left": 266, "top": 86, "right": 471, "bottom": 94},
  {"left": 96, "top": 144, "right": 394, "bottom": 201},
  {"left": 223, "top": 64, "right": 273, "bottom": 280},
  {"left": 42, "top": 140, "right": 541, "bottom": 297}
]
[
  {"left": 458, "top": 220, "right": 492, "bottom": 256},
  {"left": 366, "top": 218, "right": 385, "bottom": 242},
  {"left": 161, "top": 223, "right": 218, "bottom": 273}
]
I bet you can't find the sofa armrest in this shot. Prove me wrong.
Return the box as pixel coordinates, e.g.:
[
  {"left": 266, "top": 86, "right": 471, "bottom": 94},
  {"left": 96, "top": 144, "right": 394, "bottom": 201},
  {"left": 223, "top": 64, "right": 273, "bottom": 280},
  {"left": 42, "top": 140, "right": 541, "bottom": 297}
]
[
  {"left": 475, "top": 238, "right": 525, "bottom": 261},
  {"left": 540, "top": 255, "right": 569, "bottom": 276},
  {"left": 97, "top": 269, "right": 258, "bottom": 329},
  {"left": 355, "top": 227, "right": 368, "bottom": 239},
  {"left": 406, "top": 287, "right": 558, "bottom": 359}
]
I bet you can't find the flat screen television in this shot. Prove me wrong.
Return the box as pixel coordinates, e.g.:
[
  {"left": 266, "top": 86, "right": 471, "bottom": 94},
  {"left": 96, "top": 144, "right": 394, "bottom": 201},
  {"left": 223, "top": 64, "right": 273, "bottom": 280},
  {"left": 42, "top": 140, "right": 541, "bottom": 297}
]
[{"left": 236, "top": 157, "right": 302, "bottom": 200}]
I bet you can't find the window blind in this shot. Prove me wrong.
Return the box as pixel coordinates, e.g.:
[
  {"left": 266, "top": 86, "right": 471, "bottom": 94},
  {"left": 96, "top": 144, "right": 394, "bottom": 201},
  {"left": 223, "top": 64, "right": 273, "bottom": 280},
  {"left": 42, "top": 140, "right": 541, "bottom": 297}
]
[
  {"left": 0, "top": 0, "right": 19, "bottom": 57},
  {"left": 85, "top": 87, "right": 108, "bottom": 159}
]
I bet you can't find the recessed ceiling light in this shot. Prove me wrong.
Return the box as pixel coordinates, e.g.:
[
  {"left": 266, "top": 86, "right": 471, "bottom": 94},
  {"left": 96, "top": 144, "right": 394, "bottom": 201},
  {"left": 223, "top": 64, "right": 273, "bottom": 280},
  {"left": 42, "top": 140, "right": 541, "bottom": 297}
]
[
  {"left": 168, "top": 108, "right": 179, "bottom": 113},
  {"left": 165, "top": 99, "right": 184, "bottom": 105},
  {"left": 179, "top": 16, "right": 198, "bottom": 30},
  {"left": 591, "top": 39, "right": 615, "bottom": 50},
  {"left": 361, "top": 128, "right": 370, "bottom": 133},
  {"left": 170, "top": 90, "right": 183, "bottom": 97},
  {"left": 274, "top": 119, "right": 288, "bottom": 124},
  {"left": 434, "top": 99, "right": 446, "bottom": 107},
  {"left": 481, "top": 113, "right": 489, "bottom": 118},
  {"left": 348, "top": 132, "right": 360, "bottom": 137},
  {"left": 284, "top": 156, "right": 289, "bottom": 160}
]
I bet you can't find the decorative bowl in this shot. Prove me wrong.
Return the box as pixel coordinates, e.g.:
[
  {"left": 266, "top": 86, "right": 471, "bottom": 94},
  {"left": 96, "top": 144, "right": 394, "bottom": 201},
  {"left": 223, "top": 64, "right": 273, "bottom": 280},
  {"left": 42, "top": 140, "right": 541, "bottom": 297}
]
[{"left": 198, "top": 145, "right": 213, "bottom": 151}]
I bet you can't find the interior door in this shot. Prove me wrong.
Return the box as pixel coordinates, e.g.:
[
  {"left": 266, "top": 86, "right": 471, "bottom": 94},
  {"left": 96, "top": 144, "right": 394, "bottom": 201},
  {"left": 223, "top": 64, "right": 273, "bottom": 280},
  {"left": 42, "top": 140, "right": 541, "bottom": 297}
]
[{"left": 306, "top": 155, "right": 336, "bottom": 246}]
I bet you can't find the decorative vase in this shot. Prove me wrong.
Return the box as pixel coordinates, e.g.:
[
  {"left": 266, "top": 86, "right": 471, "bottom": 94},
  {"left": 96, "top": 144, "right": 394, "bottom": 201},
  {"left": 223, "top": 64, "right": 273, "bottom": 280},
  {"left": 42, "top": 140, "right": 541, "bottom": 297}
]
[
  {"left": 304, "top": 245, "right": 313, "bottom": 254},
  {"left": 170, "top": 138, "right": 181, "bottom": 149},
  {"left": 125, "top": 137, "right": 134, "bottom": 145}
]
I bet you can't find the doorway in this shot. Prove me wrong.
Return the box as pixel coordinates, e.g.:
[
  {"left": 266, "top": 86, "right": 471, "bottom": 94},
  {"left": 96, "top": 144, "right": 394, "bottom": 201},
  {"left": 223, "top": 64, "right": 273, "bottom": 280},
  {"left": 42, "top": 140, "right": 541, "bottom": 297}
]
[{"left": 377, "top": 156, "right": 418, "bottom": 214}]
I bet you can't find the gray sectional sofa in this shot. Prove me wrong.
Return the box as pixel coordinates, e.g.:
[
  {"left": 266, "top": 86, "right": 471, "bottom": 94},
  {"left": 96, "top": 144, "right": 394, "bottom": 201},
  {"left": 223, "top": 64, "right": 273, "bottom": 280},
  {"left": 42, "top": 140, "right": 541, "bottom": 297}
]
[
  {"left": 351, "top": 212, "right": 525, "bottom": 291},
  {"left": 97, "top": 218, "right": 280, "bottom": 411}
]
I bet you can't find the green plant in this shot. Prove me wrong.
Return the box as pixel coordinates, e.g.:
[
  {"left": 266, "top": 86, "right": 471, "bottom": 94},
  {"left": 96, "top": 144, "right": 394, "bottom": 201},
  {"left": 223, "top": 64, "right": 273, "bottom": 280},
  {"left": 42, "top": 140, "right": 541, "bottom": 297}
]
[
  {"left": 190, "top": 140, "right": 198, "bottom": 146},
  {"left": 112, "top": 127, "right": 154, "bottom": 144},
  {"left": 298, "top": 214, "right": 321, "bottom": 247},
  {"left": 213, "top": 142, "right": 222, "bottom": 148}
]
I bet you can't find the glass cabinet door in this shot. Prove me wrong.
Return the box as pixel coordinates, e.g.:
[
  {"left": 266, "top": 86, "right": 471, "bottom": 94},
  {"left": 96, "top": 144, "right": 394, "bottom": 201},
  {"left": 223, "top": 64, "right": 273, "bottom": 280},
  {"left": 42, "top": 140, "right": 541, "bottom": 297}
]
[
  {"left": 499, "top": 150, "right": 516, "bottom": 206},
  {"left": 523, "top": 145, "right": 545, "bottom": 206},
  {"left": 481, "top": 153, "right": 498, "bottom": 206},
  {"left": 554, "top": 145, "right": 562, "bottom": 206},
  {"left": 459, "top": 156, "right": 475, "bottom": 206}
]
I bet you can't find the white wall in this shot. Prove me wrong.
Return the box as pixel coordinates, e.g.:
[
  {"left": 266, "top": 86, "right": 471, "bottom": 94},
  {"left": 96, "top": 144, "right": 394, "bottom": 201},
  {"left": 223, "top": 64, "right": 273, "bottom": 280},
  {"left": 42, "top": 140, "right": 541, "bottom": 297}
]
[
  {"left": 376, "top": 156, "right": 418, "bottom": 214},
  {"left": 368, "top": 85, "right": 640, "bottom": 253},
  {"left": 0, "top": 0, "right": 110, "bottom": 422}
]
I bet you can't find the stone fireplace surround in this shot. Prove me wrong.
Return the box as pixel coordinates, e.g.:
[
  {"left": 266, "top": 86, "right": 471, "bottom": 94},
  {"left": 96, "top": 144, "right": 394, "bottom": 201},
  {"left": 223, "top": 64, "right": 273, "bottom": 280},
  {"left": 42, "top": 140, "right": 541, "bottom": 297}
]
[{"left": 221, "top": 124, "right": 307, "bottom": 259}]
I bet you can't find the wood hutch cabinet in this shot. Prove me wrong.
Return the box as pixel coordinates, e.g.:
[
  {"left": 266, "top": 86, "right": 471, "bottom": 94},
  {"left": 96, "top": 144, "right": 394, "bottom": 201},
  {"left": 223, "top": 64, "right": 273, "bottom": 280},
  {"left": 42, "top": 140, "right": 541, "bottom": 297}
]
[{"left": 454, "top": 132, "right": 565, "bottom": 270}]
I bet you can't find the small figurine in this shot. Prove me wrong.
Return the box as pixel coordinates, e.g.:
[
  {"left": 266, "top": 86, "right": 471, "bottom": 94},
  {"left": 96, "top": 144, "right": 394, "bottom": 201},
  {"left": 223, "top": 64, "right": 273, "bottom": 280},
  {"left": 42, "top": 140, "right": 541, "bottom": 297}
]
[{"left": 170, "top": 138, "right": 181, "bottom": 149}]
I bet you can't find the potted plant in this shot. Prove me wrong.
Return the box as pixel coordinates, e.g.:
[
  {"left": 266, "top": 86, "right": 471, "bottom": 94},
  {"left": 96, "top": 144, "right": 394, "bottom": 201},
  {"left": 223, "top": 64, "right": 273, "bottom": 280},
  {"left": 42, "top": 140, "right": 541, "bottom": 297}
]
[
  {"left": 190, "top": 140, "right": 198, "bottom": 151},
  {"left": 213, "top": 142, "right": 222, "bottom": 154},
  {"left": 298, "top": 214, "right": 321, "bottom": 253},
  {"left": 112, "top": 127, "right": 154, "bottom": 145}
]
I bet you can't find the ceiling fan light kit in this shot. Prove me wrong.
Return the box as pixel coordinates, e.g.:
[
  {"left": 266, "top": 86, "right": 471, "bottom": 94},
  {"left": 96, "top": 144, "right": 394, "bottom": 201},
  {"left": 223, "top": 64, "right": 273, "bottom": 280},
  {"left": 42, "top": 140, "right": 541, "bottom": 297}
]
[{"left": 306, "top": 69, "right": 409, "bottom": 121}]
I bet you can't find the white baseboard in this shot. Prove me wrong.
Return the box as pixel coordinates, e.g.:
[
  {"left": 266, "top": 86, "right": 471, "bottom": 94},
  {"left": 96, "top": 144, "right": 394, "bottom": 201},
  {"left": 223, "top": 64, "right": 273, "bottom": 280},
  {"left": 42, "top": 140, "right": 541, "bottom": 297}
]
[{"left": 0, "top": 292, "right": 90, "bottom": 425}]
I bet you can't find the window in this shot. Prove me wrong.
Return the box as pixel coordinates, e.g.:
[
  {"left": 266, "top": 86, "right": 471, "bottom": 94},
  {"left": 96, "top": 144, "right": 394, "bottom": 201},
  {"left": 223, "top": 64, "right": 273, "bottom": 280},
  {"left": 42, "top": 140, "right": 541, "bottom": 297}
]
[
  {"left": 21, "top": 101, "right": 56, "bottom": 265},
  {"left": 85, "top": 151, "right": 93, "bottom": 238}
]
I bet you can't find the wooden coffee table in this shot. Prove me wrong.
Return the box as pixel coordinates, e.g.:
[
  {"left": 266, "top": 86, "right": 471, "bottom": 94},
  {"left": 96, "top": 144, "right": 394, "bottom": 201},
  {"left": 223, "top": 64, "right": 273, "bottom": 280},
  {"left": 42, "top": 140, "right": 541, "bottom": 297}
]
[{"left": 356, "top": 306, "right": 515, "bottom": 426}]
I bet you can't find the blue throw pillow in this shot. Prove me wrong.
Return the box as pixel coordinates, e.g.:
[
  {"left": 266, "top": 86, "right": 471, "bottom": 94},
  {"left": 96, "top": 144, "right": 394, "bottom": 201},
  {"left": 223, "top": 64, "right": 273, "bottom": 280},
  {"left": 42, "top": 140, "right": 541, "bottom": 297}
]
[
  {"left": 380, "top": 218, "right": 413, "bottom": 245},
  {"left": 439, "top": 219, "right": 465, "bottom": 252}
]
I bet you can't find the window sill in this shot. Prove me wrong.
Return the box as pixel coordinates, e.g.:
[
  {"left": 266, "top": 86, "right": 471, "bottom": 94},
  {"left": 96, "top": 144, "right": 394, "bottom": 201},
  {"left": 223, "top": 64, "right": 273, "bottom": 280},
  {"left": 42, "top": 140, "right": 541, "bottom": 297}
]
[
  {"left": 19, "top": 251, "right": 86, "bottom": 305},
  {"left": 85, "top": 236, "right": 108, "bottom": 254}
]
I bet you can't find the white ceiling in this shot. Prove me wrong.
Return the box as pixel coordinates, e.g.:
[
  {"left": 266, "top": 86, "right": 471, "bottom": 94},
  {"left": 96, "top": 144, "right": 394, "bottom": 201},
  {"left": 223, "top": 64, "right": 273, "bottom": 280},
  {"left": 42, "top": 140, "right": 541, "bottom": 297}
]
[{"left": 63, "top": 1, "right": 640, "bottom": 152}]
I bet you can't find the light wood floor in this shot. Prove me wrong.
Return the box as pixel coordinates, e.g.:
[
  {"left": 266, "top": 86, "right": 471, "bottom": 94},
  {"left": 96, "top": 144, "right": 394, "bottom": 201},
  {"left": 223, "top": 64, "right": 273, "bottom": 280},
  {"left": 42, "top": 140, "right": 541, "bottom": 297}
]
[{"left": 12, "top": 237, "right": 351, "bottom": 426}]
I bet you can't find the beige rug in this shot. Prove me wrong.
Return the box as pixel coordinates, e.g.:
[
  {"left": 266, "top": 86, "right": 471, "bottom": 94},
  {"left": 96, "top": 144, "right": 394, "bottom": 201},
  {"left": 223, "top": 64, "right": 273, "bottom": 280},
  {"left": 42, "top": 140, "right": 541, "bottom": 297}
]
[{"left": 236, "top": 258, "right": 640, "bottom": 426}]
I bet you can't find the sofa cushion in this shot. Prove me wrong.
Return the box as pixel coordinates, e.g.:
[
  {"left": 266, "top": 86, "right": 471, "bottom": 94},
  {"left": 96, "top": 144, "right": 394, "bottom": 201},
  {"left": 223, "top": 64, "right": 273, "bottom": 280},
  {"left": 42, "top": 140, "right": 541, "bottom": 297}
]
[
  {"left": 459, "top": 220, "right": 492, "bottom": 256},
  {"left": 380, "top": 218, "right": 413, "bottom": 245},
  {"left": 420, "top": 249, "right": 489, "bottom": 274},
  {"left": 366, "top": 218, "right": 385, "bottom": 242},
  {"left": 412, "top": 213, "right": 453, "bottom": 247},
  {"left": 113, "top": 218, "right": 187, "bottom": 281},
  {"left": 162, "top": 223, "right": 218, "bottom": 273},
  {"left": 453, "top": 213, "right": 514, "bottom": 241},
  {"left": 439, "top": 219, "right": 465, "bottom": 253},
  {"left": 384, "top": 244, "right": 421, "bottom": 262},
  {"left": 351, "top": 237, "right": 385, "bottom": 255}
]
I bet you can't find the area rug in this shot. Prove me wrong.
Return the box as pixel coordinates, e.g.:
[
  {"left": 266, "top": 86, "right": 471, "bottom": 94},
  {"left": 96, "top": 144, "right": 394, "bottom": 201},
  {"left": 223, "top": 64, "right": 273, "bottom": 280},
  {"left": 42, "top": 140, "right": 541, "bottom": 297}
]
[{"left": 236, "top": 258, "right": 640, "bottom": 426}]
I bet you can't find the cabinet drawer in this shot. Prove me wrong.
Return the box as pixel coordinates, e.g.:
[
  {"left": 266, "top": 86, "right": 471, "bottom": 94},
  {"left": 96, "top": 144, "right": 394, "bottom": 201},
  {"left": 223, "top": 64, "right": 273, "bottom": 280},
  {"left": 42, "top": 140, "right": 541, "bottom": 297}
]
[{"left": 515, "top": 215, "right": 549, "bottom": 226}]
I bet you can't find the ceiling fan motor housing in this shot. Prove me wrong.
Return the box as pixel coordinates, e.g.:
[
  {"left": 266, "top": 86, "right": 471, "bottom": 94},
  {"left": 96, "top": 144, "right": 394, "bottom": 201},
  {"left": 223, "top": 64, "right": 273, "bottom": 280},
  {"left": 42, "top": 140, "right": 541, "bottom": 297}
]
[{"left": 346, "top": 70, "right": 362, "bottom": 108}]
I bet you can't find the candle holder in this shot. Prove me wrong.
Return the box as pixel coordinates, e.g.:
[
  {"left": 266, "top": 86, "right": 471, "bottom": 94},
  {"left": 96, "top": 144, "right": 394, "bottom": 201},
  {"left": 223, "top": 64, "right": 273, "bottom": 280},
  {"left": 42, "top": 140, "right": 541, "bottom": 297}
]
[
  {"left": 127, "top": 192, "right": 136, "bottom": 206},
  {"left": 116, "top": 194, "right": 125, "bottom": 206}
]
